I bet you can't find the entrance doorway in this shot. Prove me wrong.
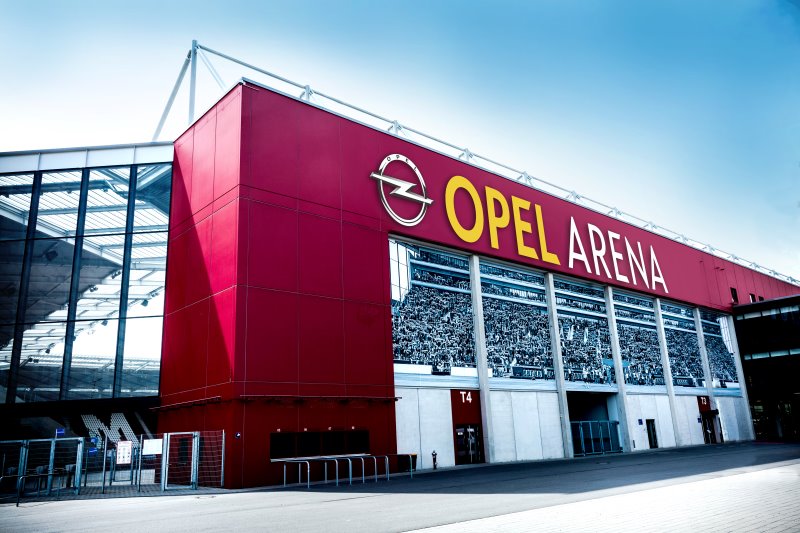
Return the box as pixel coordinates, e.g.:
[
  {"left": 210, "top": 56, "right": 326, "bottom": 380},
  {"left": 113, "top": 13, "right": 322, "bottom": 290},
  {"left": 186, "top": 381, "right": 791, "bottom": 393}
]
[
  {"left": 701, "top": 413, "right": 718, "bottom": 444},
  {"left": 567, "top": 391, "right": 623, "bottom": 456},
  {"left": 454, "top": 425, "right": 483, "bottom": 465},
  {"left": 646, "top": 419, "right": 658, "bottom": 449},
  {"left": 450, "top": 389, "right": 484, "bottom": 466}
]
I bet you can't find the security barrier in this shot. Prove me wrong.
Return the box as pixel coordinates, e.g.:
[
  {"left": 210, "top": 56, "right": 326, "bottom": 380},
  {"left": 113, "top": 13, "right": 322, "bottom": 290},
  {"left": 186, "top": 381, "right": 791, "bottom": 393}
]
[{"left": 0, "top": 430, "right": 224, "bottom": 503}]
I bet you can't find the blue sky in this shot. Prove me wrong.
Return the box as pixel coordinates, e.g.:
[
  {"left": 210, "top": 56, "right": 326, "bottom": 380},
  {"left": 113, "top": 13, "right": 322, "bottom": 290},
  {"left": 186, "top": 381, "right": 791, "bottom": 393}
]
[{"left": 1, "top": 0, "right": 799, "bottom": 279}]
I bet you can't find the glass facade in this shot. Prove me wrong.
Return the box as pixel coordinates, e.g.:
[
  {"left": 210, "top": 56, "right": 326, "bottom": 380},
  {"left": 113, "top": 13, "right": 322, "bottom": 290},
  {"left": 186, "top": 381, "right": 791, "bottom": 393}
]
[
  {"left": 555, "top": 278, "right": 615, "bottom": 385},
  {"left": 613, "top": 291, "right": 663, "bottom": 386},
  {"left": 387, "top": 238, "right": 737, "bottom": 393},
  {"left": 0, "top": 162, "right": 171, "bottom": 403},
  {"left": 389, "top": 239, "right": 475, "bottom": 375},
  {"left": 700, "top": 309, "right": 739, "bottom": 387},
  {"left": 481, "top": 261, "right": 553, "bottom": 380},
  {"left": 661, "top": 301, "right": 704, "bottom": 387}
]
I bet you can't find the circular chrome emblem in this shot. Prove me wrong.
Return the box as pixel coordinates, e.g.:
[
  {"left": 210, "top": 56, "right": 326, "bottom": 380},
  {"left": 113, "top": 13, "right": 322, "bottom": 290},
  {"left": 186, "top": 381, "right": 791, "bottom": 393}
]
[{"left": 370, "top": 154, "right": 433, "bottom": 227}]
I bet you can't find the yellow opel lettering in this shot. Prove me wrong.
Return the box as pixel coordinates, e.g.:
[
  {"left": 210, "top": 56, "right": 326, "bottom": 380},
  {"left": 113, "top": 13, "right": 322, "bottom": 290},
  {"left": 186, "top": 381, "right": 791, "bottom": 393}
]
[
  {"left": 535, "top": 204, "right": 561, "bottom": 265},
  {"left": 485, "top": 186, "right": 509, "bottom": 249},
  {"left": 511, "top": 196, "right": 539, "bottom": 260},
  {"left": 445, "top": 176, "right": 484, "bottom": 243}
]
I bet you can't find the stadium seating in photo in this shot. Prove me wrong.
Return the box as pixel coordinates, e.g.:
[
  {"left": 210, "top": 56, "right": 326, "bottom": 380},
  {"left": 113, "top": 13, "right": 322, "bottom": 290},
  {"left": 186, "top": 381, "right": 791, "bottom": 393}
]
[
  {"left": 411, "top": 268, "right": 470, "bottom": 291},
  {"left": 558, "top": 313, "right": 615, "bottom": 385},
  {"left": 482, "top": 296, "right": 553, "bottom": 379},
  {"left": 664, "top": 328, "right": 705, "bottom": 386},
  {"left": 704, "top": 335, "right": 738, "bottom": 384},
  {"left": 616, "top": 322, "right": 664, "bottom": 386},
  {"left": 391, "top": 285, "right": 475, "bottom": 373}
]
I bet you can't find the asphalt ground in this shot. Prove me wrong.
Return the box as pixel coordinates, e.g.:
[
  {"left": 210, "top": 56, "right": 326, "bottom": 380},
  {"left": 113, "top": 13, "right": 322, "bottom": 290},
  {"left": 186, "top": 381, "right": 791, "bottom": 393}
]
[{"left": 2, "top": 442, "right": 799, "bottom": 532}]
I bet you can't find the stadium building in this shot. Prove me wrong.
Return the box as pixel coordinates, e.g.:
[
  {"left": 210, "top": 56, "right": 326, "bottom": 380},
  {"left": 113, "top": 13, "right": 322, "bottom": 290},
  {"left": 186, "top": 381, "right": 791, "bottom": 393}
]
[{"left": 1, "top": 46, "right": 799, "bottom": 488}]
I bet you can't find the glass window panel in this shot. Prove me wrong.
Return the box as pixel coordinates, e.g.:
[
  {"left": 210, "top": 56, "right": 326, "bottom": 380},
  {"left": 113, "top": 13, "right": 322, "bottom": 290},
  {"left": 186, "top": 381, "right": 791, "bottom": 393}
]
[
  {"left": 133, "top": 164, "right": 171, "bottom": 232},
  {"left": 15, "top": 321, "right": 67, "bottom": 402},
  {"left": 389, "top": 240, "right": 475, "bottom": 374},
  {"left": 120, "top": 316, "right": 163, "bottom": 397},
  {"left": 0, "top": 173, "right": 34, "bottom": 240},
  {"left": 663, "top": 328, "right": 704, "bottom": 387},
  {"left": 127, "top": 232, "right": 167, "bottom": 317},
  {"left": 558, "top": 312, "right": 615, "bottom": 384},
  {"left": 480, "top": 261, "right": 552, "bottom": 380},
  {"left": 554, "top": 276, "right": 614, "bottom": 385},
  {"left": 36, "top": 171, "right": 83, "bottom": 237},
  {"left": 67, "top": 318, "right": 119, "bottom": 399},
  {"left": 0, "top": 239, "right": 26, "bottom": 325},
  {"left": 24, "top": 238, "right": 76, "bottom": 324},
  {"left": 660, "top": 301, "right": 704, "bottom": 387},
  {"left": 617, "top": 322, "right": 663, "bottom": 385},
  {"left": 73, "top": 236, "right": 125, "bottom": 321},
  {"left": 700, "top": 310, "right": 739, "bottom": 388},
  {"left": 82, "top": 167, "right": 130, "bottom": 236},
  {"left": 612, "top": 291, "right": 654, "bottom": 310}
]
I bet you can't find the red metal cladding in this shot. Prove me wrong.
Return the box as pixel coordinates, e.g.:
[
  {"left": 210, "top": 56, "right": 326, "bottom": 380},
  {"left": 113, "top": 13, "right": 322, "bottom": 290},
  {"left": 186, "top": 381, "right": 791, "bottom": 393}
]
[{"left": 160, "top": 81, "right": 798, "bottom": 487}]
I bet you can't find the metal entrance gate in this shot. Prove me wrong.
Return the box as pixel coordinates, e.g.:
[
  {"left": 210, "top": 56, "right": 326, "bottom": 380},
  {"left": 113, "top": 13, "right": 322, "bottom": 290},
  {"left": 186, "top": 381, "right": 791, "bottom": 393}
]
[
  {"left": 0, "top": 438, "right": 84, "bottom": 499},
  {"left": 0, "top": 430, "right": 224, "bottom": 503},
  {"left": 571, "top": 420, "right": 623, "bottom": 456}
]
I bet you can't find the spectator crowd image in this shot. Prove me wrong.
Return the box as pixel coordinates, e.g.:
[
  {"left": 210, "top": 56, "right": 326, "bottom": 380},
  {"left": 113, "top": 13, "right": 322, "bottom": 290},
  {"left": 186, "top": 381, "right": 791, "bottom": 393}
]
[
  {"left": 390, "top": 241, "right": 475, "bottom": 374},
  {"left": 663, "top": 326, "right": 705, "bottom": 386},
  {"left": 388, "top": 239, "right": 738, "bottom": 387},
  {"left": 613, "top": 293, "right": 663, "bottom": 386},
  {"left": 704, "top": 335, "right": 738, "bottom": 384},
  {"left": 617, "top": 322, "right": 664, "bottom": 385},
  {"left": 554, "top": 277, "right": 615, "bottom": 385},
  {"left": 481, "top": 262, "right": 553, "bottom": 380},
  {"left": 558, "top": 312, "right": 616, "bottom": 384},
  {"left": 482, "top": 296, "right": 554, "bottom": 379},
  {"left": 701, "top": 310, "right": 739, "bottom": 386}
]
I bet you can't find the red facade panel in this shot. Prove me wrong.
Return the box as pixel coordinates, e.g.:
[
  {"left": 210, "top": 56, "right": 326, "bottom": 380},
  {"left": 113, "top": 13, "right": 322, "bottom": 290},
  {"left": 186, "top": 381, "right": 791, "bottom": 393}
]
[
  {"left": 245, "top": 200, "right": 298, "bottom": 291},
  {"left": 296, "top": 105, "right": 342, "bottom": 209},
  {"left": 209, "top": 199, "right": 239, "bottom": 295},
  {"left": 297, "top": 213, "right": 343, "bottom": 298},
  {"left": 244, "top": 288, "right": 299, "bottom": 388},
  {"left": 190, "top": 113, "right": 216, "bottom": 217}
]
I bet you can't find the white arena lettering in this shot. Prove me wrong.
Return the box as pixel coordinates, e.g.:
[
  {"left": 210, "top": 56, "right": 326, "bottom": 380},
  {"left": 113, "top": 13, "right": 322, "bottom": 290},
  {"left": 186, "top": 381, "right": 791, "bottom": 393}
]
[{"left": 568, "top": 216, "right": 668, "bottom": 293}]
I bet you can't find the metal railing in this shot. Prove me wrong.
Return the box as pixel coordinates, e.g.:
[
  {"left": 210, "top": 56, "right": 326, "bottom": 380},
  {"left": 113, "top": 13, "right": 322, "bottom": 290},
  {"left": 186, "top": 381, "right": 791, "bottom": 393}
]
[
  {"left": 0, "top": 430, "right": 224, "bottom": 503},
  {"left": 272, "top": 453, "right": 416, "bottom": 488}
]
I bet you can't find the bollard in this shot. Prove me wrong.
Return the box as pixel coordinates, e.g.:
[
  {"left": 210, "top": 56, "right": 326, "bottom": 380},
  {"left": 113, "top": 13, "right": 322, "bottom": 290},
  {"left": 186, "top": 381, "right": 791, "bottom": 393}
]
[{"left": 432, "top": 450, "right": 437, "bottom": 470}]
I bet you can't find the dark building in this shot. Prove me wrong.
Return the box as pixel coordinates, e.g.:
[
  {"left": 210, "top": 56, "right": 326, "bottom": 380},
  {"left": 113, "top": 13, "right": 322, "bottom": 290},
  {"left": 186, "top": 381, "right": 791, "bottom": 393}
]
[{"left": 734, "top": 295, "right": 800, "bottom": 441}]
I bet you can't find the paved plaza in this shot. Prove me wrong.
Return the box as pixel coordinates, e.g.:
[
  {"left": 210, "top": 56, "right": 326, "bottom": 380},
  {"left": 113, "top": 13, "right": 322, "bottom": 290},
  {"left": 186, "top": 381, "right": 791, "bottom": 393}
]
[{"left": 2, "top": 442, "right": 799, "bottom": 532}]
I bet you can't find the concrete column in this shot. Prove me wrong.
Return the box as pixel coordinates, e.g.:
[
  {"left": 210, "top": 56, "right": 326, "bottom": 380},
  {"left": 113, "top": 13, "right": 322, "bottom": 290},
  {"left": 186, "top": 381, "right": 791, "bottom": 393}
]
[
  {"left": 694, "top": 308, "right": 720, "bottom": 441},
  {"left": 726, "top": 315, "right": 756, "bottom": 440},
  {"left": 544, "top": 273, "right": 573, "bottom": 458},
  {"left": 654, "top": 298, "right": 683, "bottom": 447},
  {"left": 693, "top": 308, "right": 717, "bottom": 406},
  {"left": 469, "top": 255, "right": 494, "bottom": 463},
  {"left": 604, "top": 287, "right": 633, "bottom": 452}
]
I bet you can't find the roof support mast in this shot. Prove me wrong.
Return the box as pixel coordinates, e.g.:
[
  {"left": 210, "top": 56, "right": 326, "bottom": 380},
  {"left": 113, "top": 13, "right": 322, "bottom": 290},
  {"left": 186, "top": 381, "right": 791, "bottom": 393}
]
[
  {"left": 151, "top": 52, "right": 191, "bottom": 142},
  {"left": 188, "top": 40, "right": 198, "bottom": 125}
]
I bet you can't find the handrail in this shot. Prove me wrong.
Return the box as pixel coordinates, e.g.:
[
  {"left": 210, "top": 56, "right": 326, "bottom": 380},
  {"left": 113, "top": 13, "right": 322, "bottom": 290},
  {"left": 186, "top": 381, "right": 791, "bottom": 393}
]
[
  {"left": 271, "top": 453, "right": 417, "bottom": 487},
  {"left": 1, "top": 469, "right": 71, "bottom": 507}
]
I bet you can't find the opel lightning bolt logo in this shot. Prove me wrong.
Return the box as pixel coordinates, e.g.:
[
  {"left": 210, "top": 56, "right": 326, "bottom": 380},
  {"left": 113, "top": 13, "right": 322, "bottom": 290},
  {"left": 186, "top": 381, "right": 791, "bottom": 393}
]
[{"left": 370, "top": 154, "right": 433, "bottom": 227}]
